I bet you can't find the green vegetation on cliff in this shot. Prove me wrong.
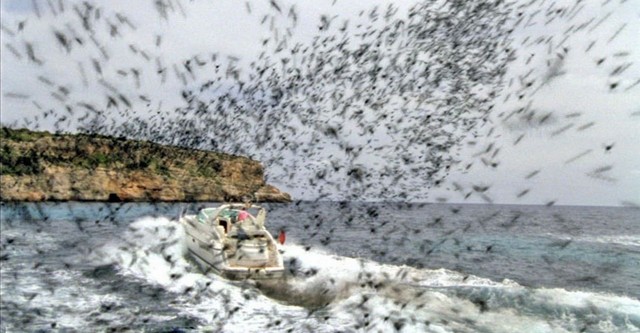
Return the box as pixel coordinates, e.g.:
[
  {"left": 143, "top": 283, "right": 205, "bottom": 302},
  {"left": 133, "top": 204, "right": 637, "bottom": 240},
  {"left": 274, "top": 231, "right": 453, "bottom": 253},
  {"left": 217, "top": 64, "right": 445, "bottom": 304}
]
[
  {"left": 0, "top": 127, "right": 290, "bottom": 202},
  {"left": 1, "top": 127, "right": 232, "bottom": 177}
]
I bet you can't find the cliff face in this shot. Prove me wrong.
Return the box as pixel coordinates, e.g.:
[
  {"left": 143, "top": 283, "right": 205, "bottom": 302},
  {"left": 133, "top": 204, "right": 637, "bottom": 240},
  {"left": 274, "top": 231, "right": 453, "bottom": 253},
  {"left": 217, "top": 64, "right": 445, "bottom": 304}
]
[{"left": 0, "top": 127, "right": 291, "bottom": 202}]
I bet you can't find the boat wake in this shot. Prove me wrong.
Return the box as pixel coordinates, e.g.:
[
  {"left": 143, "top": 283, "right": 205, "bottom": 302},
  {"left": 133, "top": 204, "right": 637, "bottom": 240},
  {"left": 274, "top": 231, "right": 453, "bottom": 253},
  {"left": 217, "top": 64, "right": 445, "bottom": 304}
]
[{"left": 88, "top": 216, "right": 640, "bottom": 332}]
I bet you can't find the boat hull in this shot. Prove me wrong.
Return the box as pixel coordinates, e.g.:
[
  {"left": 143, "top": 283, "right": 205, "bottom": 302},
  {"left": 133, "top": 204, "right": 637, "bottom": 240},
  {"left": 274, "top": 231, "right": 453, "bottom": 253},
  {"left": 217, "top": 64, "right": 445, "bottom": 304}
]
[{"left": 185, "top": 238, "right": 284, "bottom": 280}]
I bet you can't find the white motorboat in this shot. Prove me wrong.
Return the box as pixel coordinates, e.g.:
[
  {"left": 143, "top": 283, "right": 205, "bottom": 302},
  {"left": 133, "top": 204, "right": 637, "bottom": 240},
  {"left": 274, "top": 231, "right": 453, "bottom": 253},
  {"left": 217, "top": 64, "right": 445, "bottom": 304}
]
[{"left": 179, "top": 203, "right": 285, "bottom": 280}]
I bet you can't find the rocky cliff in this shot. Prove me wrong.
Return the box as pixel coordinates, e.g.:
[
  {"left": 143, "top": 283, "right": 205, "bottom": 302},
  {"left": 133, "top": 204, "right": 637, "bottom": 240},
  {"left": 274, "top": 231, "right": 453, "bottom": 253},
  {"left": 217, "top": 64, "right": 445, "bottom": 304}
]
[{"left": 0, "top": 127, "right": 291, "bottom": 202}]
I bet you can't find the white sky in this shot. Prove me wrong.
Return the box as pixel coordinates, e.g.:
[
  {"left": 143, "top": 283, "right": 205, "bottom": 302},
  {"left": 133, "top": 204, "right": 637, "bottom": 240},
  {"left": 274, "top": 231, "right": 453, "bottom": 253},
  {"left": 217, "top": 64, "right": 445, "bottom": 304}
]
[{"left": 1, "top": 0, "right": 639, "bottom": 206}]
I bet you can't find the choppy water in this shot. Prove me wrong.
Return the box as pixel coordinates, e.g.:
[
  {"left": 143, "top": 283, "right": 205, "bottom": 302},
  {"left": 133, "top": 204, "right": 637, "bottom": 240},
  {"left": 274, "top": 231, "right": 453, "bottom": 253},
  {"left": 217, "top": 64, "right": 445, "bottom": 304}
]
[{"left": 1, "top": 201, "right": 639, "bottom": 332}]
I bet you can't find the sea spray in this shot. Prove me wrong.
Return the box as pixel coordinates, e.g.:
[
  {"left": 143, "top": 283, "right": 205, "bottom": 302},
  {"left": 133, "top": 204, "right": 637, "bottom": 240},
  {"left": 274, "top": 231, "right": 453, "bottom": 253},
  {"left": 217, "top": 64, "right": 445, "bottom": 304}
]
[{"left": 89, "top": 215, "right": 640, "bottom": 332}]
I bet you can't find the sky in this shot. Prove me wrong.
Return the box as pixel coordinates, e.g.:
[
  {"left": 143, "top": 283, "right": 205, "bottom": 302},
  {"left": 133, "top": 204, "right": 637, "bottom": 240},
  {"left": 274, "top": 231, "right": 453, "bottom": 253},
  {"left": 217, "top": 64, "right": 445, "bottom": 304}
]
[{"left": 1, "top": 0, "right": 639, "bottom": 206}]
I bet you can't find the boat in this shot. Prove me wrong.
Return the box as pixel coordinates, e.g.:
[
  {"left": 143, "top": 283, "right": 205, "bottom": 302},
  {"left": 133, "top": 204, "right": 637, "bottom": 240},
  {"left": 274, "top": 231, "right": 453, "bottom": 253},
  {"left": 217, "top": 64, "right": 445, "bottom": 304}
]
[{"left": 179, "top": 203, "right": 285, "bottom": 280}]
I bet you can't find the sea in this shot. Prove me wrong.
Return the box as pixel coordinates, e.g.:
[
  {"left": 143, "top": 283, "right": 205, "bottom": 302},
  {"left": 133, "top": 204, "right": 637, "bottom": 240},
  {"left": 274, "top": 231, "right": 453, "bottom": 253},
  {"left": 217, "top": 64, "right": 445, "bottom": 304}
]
[{"left": 1, "top": 201, "right": 638, "bottom": 333}]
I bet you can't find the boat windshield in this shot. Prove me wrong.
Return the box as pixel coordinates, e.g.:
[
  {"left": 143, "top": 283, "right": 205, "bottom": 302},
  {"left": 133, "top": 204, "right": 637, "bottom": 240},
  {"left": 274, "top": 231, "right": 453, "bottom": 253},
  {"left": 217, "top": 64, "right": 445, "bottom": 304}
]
[{"left": 197, "top": 208, "right": 218, "bottom": 224}]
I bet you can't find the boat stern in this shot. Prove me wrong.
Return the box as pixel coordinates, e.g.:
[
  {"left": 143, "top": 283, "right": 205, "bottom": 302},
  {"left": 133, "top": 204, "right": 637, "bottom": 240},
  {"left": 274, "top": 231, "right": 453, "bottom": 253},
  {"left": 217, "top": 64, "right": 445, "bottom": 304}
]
[{"left": 220, "top": 266, "right": 285, "bottom": 280}]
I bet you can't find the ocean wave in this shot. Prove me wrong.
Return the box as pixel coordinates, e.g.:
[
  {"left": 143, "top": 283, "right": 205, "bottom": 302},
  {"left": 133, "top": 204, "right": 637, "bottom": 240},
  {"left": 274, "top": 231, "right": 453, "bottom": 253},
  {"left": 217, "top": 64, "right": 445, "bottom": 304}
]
[
  {"left": 579, "top": 235, "right": 640, "bottom": 248},
  {"left": 545, "top": 233, "right": 640, "bottom": 249},
  {"left": 89, "top": 216, "right": 640, "bottom": 332}
]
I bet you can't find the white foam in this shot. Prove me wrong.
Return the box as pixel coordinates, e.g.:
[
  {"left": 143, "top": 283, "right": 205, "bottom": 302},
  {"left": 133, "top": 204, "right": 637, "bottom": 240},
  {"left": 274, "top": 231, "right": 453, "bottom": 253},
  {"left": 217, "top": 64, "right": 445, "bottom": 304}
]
[
  {"left": 2, "top": 268, "right": 127, "bottom": 330},
  {"left": 91, "top": 216, "right": 640, "bottom": 332},
  {"left": 578, "top": 235, "right": 640, "bottom": 248}
]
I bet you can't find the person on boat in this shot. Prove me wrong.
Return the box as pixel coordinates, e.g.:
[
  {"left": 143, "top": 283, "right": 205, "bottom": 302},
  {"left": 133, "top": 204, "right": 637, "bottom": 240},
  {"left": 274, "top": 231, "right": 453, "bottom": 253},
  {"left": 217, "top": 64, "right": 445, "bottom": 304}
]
[{"left": 238, "top": 207, "right": 249, "bottom": 222}]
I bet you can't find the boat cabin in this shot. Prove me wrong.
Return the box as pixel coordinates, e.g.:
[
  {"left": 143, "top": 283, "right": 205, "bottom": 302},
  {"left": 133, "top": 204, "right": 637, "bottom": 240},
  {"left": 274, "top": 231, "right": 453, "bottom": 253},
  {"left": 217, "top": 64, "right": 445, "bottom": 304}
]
[{"left": 195, "top": 204, "right": 266, "bottom": 238}]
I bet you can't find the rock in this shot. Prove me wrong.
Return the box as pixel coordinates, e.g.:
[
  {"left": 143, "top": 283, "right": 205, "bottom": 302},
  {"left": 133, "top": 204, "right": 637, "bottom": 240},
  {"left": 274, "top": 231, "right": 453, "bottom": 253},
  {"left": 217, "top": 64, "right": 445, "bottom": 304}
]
[
  {"left": 0, "top": 127, "right": 291, "bottom": 203},
  {"left": 255, "top": 185, "right": 291, "bottom": 203}
]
